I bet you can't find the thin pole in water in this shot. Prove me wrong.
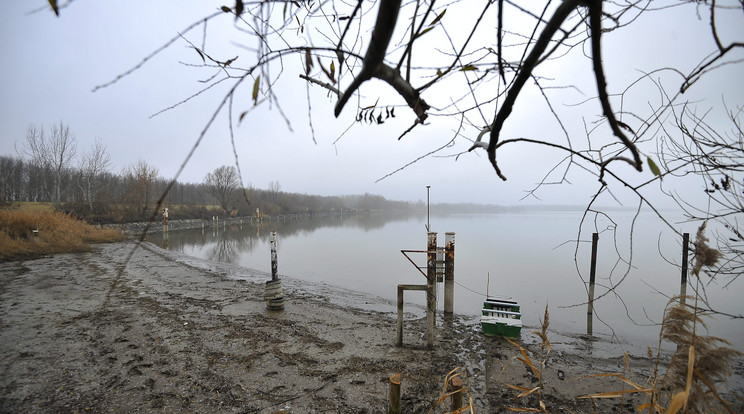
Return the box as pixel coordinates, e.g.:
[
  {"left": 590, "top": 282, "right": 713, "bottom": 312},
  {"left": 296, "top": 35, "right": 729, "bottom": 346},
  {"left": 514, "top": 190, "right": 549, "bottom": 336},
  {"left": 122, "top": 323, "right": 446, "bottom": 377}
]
[
  {"left": 587, "top": 232, "right": 598, "bottom": 336},
  {"left": 680, "top": 232, "right": 689, "bottom": 306},
  {"left": 426, "top": 185, "right": 431, "bottom": 232}
]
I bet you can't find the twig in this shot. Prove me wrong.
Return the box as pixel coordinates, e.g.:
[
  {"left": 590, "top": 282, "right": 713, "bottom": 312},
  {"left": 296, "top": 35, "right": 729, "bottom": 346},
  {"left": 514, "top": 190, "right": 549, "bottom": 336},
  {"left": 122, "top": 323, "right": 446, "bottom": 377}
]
[{"left": 300, "top": 74, "right": 341, "bottom": 95}]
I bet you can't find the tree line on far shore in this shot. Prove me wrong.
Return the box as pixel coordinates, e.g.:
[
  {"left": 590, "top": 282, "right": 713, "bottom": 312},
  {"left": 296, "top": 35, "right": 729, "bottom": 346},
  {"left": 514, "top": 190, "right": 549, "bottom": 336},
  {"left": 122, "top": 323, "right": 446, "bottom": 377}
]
[{"left": 0, "top": 123, "right": 419, "bottom": 223}]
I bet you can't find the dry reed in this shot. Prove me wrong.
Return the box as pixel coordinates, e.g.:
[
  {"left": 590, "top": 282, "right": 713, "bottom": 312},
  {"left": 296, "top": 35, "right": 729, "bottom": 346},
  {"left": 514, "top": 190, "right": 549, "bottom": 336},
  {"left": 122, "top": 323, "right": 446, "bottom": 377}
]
[
  {"left": 500, "top": 304, "right": 551, "bottom": 413},
  {"left": 429, "top": 367, "right": 475, "bottom": 413},
  {"left": 0, "top": 209, "right": 123, "bottom": 261},
  {"left": 579, "top": 223, "right": 741, "bottom": 413}
]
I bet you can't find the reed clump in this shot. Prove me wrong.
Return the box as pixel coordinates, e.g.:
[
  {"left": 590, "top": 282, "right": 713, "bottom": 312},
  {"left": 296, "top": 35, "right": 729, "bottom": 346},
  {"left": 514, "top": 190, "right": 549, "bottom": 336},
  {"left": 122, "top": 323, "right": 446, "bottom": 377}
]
[
  {"left": 0, "top": 209, "right": 123, "bottom": 261},
  {"left": 579, "top": 223, "right": 742, "bottom": 413},
  {"left": 649, "top": 298, "right": 742, "bottom": 413},
  {"left": 429, "top": 367, "right": 475, "bottom": 413},
  {"left": 501, "top": 304, "right": 551, "bottom": 412}
]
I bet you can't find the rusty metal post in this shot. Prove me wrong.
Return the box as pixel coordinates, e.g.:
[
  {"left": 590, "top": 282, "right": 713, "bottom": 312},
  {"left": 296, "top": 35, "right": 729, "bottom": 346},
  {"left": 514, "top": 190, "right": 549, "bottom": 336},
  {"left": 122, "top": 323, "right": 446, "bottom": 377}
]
[
  {"left": 444, "top": 232, "right": 455, "bottom": 315},
  {"left": 680, "top": 232, "right": 689, "bottom": 307},
  {"left": 587, "top": 232, "right": 598, "bottom": 336},
  {"left": 427, "top": 232, "right": 437, "bottom": 348},
  {"left": 389, "top": 373, "right": 401, "bottom": 414}
]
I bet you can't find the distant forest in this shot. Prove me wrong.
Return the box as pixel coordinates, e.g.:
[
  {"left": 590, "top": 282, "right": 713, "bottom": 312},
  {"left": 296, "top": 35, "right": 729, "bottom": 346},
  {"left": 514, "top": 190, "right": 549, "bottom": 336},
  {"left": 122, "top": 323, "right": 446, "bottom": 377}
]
[{"left": 0, "top": 155, "right": 421, "bottom": 223}]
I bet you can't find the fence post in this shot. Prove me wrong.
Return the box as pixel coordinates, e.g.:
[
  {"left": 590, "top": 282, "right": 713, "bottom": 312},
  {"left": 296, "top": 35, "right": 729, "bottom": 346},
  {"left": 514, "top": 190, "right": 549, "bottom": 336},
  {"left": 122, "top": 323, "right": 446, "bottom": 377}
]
[
  {"left": 587, "top": 232, "right": 598, "bottom": 336},
  {"left": 444, "top": 232, "right": 455, "bottom": 315},
  {"left": 427, "top": 232, "right": 438, "bottom": 348},
  {"left": 680, "top": 232, "right": 689, "bottom": 306}
]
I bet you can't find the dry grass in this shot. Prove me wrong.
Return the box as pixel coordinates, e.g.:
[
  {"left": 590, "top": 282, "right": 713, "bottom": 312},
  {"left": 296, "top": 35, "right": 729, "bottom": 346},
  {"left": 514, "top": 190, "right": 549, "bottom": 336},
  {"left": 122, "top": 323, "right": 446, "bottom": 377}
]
[
  {"left": 577, "top": 298, "right": 741, "bottom": 413},
  {"left": 499, "top": 300, "right": 741, "bottom": 413},
  {"left": 0, "top": 209, "right": 124, "bottom": 261},
  {"left": 501, "top": 304, "right": 551, "bottom": 412},
  {"left": 429, "top": 367, "right": 475, "bottom": 413},
  {"left": 577, "top": 224, "right": 741, "bottom": 413}
]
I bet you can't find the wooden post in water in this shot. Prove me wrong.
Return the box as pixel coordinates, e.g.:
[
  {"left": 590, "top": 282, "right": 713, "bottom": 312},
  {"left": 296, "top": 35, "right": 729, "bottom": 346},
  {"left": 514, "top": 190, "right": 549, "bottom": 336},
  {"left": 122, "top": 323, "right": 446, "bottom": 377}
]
[
  {"left": 444, "top": 232, "right": 455, "bottom": 315},
  {"left": 427, "top": 232, "right": 438, "bottom": 348},
  {"left": 680, "top": 232, "right": 689, "bottom": 307},
  {"left": 389, "top": 373, "right": 401, "bottom": 414},
  {"left": 587, "top": 232, "right": 598, "bottom": 336}
]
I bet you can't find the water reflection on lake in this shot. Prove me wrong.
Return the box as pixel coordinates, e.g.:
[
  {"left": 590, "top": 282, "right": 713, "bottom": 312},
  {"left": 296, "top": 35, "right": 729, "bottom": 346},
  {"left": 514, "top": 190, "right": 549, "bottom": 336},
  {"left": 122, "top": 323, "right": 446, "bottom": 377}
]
[{"left": 149, "top": 210, "right": 743, "bottom": 352}]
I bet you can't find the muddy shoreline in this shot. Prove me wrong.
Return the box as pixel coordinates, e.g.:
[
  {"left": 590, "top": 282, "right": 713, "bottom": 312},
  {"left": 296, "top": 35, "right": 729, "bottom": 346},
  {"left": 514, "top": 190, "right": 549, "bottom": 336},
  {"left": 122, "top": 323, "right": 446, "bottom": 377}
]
[{"left": 1, "top": 241, "right": 741, "bottom": 413}]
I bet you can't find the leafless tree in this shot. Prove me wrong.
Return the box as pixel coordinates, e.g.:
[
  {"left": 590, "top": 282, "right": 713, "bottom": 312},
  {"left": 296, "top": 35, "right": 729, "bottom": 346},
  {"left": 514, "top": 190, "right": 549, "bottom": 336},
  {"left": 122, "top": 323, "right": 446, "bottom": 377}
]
[
  {"left": 660, "top": 103, "right": 744, "bottom": 286},
  {"left": 268, "top": 180, "right": 282, "bottom": 203},
  {"left": 204, "top": 165, "right": 240, "bottom": 213},
  {"left": 78, "top": 137, "right": 112, "bottom": 213},
  {"left": 21, "top": 122, "right": 77, "bottom": 210},
  {"left": 51, "top": 0, "right": 743, "bottom": 337},
  {"left": 124, "top": 160, "right": 159, "bottom": 219}
]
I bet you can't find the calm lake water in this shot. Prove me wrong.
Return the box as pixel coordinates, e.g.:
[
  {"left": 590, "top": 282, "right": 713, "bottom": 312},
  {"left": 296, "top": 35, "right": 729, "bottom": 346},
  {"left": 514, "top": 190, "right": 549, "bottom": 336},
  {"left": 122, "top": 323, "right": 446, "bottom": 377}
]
[{"left": 149, "top": 209, "right": 743, "bottom": 352}]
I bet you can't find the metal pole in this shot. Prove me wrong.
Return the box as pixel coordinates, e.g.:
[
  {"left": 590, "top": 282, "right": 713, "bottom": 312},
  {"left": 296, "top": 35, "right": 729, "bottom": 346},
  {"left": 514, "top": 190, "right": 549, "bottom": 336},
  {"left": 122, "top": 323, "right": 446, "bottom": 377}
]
[
  {"left": 427, "top": 232, "right": 437, "bottom": 348},
  {"left": 397, "top": 285, "right": 404, "bottom": 347},
  {"left": 426, "top": 185, "right": 431, "bottom": 232},
  {"left": 271, "top": 231, "right": 278, "bottom": 281},
  {"left": 681, "top": 232, "right": 689, "bottom": 307},
  {"left": 396, "top": 284, "right": 427, "bottom": 347},
  {"left": 587, "top": 232, "right": 598, "bottom": 336},
  {"left": 444, "top": 232, "right": 455, "bottom": 314}
]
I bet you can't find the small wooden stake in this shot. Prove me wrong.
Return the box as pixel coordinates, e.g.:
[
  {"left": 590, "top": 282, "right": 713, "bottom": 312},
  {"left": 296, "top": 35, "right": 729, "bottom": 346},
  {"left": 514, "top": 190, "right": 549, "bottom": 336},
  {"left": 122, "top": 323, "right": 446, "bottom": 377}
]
[
  {"left": 450, "top": 376, "right": 463, "bottom": 411},
  {"left": 389, "top": 373, "right": 401, "bottom": 414}
]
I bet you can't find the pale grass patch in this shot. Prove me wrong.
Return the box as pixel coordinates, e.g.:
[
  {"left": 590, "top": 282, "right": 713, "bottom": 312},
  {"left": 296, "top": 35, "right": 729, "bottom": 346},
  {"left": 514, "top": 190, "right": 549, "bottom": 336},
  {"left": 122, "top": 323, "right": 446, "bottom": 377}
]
[{"left": 0, "top": 209, "right": 123, "bottom": 261}]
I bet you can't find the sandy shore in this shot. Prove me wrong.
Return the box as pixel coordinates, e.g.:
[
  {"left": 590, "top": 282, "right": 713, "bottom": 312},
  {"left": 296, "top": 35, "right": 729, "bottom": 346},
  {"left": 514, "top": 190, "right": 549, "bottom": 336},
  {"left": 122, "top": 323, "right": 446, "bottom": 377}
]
[{"left": 1, "top": 241, "right": 741, "bottom": 413}]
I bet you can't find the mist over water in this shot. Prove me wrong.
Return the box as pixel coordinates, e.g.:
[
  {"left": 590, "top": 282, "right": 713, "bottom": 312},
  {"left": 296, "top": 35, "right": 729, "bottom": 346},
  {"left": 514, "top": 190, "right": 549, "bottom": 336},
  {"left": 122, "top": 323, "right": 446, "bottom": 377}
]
[{"left": 150, "top": 209, "right": 743, "bottom": 352}]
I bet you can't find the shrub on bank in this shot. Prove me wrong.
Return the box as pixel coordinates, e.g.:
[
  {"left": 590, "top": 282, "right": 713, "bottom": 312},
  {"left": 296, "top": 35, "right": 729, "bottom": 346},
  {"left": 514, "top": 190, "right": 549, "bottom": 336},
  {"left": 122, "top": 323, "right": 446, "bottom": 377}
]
[{"left": 0, "top": 209, "right": 124, "bottom": 261}]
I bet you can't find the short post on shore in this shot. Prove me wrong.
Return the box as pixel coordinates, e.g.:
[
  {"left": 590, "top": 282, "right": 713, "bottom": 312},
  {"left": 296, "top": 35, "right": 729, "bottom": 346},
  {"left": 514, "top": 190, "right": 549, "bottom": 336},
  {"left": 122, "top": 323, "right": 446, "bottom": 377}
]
[
  {"left": 264, "top": 231, "right": 285, "bottom": 310},
  {"left": 388, "top": 373, "right": 401, "bottom": 414}
]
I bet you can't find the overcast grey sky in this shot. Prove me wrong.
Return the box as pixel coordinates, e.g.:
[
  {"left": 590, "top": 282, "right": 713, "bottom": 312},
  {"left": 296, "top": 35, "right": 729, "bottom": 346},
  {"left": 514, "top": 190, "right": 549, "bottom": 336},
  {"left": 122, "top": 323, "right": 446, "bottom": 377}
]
[{"left": 1, "top": 1, "right": 741, "bottom": 206}]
